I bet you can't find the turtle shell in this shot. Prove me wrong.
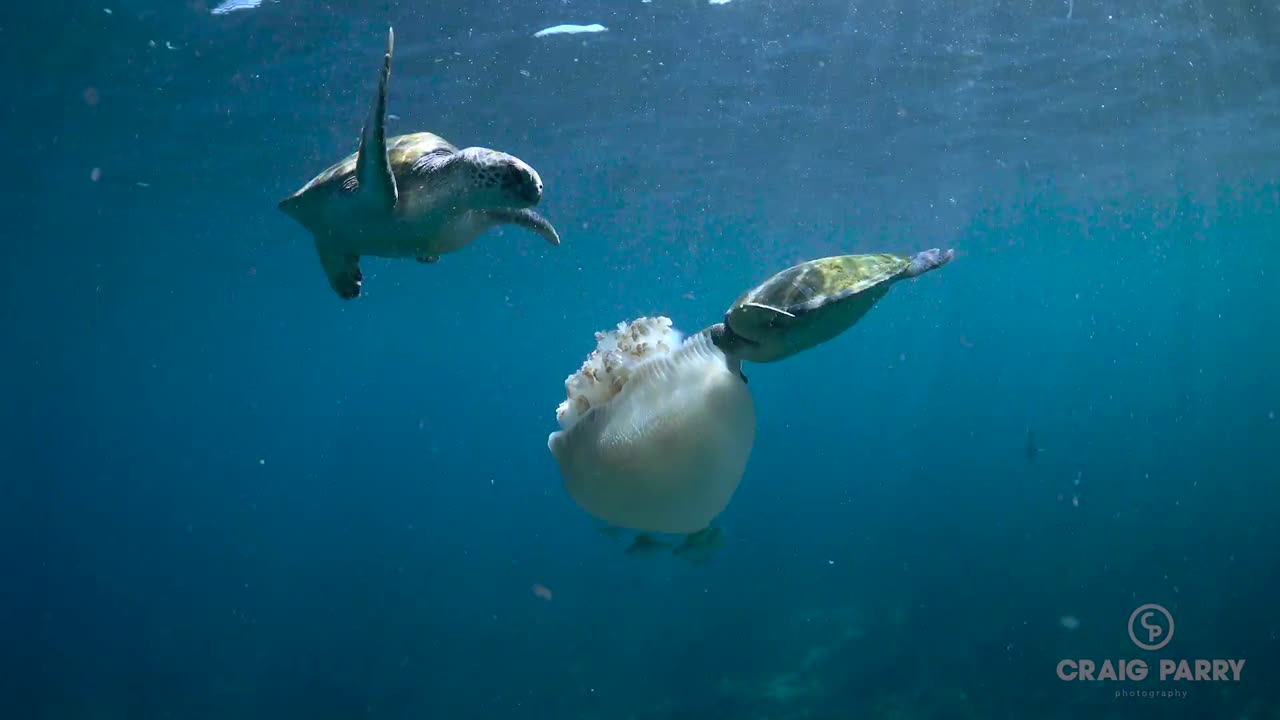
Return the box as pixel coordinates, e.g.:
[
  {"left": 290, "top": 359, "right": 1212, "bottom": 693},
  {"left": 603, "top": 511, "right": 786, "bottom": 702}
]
[
  {"left": 284, "top": 132, "right": 457, "bottom": 200},
  {"left": 734, "top": 253, "right": 910, "bottom": 318},
  {"left": 724, "top": 253, "right": 912, "bottom": 363}
]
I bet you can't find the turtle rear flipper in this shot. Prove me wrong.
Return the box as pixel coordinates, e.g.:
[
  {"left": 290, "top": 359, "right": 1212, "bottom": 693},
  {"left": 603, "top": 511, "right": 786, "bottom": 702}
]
[
  {"left": 354, "top": 27, "right": 398, "bottom": 212},
  {"left": 314, "top": 238, "right": 362, "bottom": 299}
]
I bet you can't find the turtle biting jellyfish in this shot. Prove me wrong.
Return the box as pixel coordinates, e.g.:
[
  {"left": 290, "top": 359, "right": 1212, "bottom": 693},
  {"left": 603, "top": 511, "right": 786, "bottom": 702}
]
[{"left": 547, "top": 250, "right": 956, "bottom": 556}]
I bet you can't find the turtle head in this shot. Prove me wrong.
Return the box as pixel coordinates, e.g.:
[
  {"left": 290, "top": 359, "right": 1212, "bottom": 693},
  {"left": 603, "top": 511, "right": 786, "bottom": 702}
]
[
  {"left": 714, "top": 299, "right": 799, "bottom": 364},
  {"left": 701, "top": 321, "right": 764, "bottom": 371},
  {"left": 455, "top": 147, "right": 544, "bottom": 209}
]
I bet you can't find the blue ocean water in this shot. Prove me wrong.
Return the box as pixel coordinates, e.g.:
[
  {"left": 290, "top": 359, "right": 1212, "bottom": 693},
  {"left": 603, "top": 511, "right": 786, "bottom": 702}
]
[{"left": 5, "top": 0, "right": 1279, "bottom": 718}]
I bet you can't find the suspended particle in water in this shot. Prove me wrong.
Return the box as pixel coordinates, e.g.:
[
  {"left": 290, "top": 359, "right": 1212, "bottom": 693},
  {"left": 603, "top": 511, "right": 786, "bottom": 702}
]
[
  {"left": 83, "top": 87, "right": 100, "bottom": 106},
  {"left": 531, "top": 583, "right": 553, "bottom": 601},
  {"left": 90, "top": 167, "right": 102, "bottom": 182}
]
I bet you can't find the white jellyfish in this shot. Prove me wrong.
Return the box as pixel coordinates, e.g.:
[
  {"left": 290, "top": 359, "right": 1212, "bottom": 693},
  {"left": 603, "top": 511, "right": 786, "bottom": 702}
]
[{"left": 547, "top": 316, "right": 756, "bottom": 535}]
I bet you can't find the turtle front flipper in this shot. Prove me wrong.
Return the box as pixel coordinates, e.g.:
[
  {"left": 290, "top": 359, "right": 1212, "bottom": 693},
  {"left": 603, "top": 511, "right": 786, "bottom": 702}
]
[
  {"left": 480, "top": 207, "right": 562, "bottom": 247},
  {"left": 354, "top": 27, "right": 398, "bottom": 212},
  {"left": 429, "top": 208, "right": 561, "bottom": 256},
  {"left": 314, "top": 238, "right": 363, "bottom": 299}
]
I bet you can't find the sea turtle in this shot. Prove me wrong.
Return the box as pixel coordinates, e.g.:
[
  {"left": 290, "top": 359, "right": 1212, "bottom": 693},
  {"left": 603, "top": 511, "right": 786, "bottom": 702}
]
[
  {"left": 702, "top": 248, "right": 955, "bottom": 370},
  {"left": 277, "top": 27, "right": 560, "bottom": 299}
]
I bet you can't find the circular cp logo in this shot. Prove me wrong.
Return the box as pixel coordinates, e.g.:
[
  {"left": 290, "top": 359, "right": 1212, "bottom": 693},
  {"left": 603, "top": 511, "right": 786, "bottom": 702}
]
[{"left": 1128, "top": 603, "right": 1175, "bottom": 651}]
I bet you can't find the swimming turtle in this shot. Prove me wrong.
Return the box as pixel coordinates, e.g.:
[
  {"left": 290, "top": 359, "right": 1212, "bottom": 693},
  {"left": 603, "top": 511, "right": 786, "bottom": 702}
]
[
  {"left": 277, "top": 27, "right": 560, "bottom": 299},
  {"left": 703, "top": 248, "right": 955, "bottom": 369}
]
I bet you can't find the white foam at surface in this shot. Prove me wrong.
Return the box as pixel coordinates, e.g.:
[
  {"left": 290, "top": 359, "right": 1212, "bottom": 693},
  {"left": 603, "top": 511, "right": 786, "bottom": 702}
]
[
  {"left": 555, "top": 316, "right": 683, "bottom": 430},
  {"left": 210, "top": 0, "right": 263, "bottom": 14},
  {"left": 534, "top": 23, "right": 607, "bottom": 38}
]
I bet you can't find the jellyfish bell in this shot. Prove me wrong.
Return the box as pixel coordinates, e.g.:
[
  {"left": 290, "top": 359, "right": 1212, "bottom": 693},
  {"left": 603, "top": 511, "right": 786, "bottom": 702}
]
[{"left": 547, "top": 316, "right": 756, "bottom": 535}]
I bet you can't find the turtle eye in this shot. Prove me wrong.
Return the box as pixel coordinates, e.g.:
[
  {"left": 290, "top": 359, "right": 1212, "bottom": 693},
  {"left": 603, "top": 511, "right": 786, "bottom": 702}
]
[
  {"left": 502, "top": 163, "right": 526, "bottom": 186},
  {"left": 501, "top": 162, "right": 542, "bottom": 202}
]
